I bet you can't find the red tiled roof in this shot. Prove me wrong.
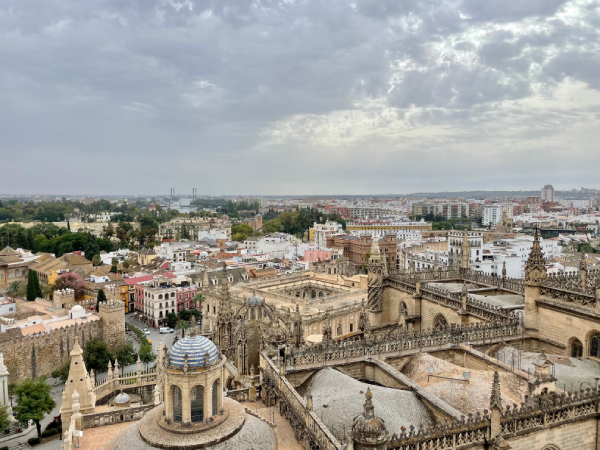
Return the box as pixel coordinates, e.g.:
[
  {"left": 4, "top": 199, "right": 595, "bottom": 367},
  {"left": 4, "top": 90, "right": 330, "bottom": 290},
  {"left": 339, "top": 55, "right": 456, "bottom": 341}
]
[{"left": 124, "top": 272, "right": 176, "bottom": 285}]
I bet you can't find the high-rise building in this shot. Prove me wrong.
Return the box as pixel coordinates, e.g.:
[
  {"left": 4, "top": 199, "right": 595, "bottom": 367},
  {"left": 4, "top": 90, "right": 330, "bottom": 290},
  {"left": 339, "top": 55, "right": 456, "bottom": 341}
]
[
  {"left": 541, "top": 185, "right": 554, "bottom": 202},
  {"left": 482, "top": 205, "right": 504, "bottom": 226}
]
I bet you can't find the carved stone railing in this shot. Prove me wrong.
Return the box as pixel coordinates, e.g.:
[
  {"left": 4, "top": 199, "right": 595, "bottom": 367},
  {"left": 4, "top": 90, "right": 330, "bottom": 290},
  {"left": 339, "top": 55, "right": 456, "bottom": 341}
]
[
  {"left": 388, "top": 388, "right": 600, "bottom": 450},
  {"left": 500, "top": 388, "right": 599, "bottom": 437},
  {"left": 287, "top": 320, "right": 521, "bottom": 367},
  {"left": 543, "top": 270, "right": 599, "bottom": 297},
  {"left": 419, "top": 285, "right": 515, "bottom": 323},
  {"left": 461, "top": 269, "right": 525, "bottom": 294},
  {"left": 388, "top": 268, "right": 462, "bottom": 284},
  {"left": 388, "top": 415, "right": 489, "bottom": 450},
  {"left": 82, "top": 403, "right": 155, "bottom": 429},
  {"left": 302, "top": 302, "right": 363, "bottom": 325},
  {"left": 93, "top": 368, "right": 157, "bottom": 402},
  {"left": 538, "top": 286, "right": 597, "bottom": 310},
  {"left": 260, "top": 351, "right": 342, "bottom": 450}
]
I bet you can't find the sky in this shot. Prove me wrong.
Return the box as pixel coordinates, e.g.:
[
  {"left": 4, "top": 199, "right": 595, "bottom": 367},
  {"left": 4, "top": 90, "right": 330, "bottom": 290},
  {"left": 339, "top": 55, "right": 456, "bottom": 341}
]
[{"left": 1, "top": 0, "right": 600, "bottom": 196}]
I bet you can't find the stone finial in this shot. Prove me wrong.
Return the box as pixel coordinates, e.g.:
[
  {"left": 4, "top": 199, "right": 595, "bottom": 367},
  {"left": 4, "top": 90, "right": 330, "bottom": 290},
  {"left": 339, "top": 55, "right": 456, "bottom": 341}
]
[
  {"left": 502, "top": 261, "right": 507, "bottom": 279},
  {"left": 490, "top": 371, "right": 502, "bottom": 410},
  {"left": 363, "top": 387, "right": 375, "bottom": 419},
  {"left": 72, "top": 389, "right": 80, "bottom": 414}
]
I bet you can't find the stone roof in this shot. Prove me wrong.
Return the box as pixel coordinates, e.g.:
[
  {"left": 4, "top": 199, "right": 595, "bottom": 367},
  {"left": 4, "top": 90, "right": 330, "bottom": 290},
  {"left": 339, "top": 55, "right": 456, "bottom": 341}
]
[
  {"left": 297, "top": 368, "right": 432, "bottom": 438},
  {"left": 104, "top": 407, "right": 277, "bottom": 450},
  {"left": 497, "top": 347, "right": 600, "bottom": 391}
]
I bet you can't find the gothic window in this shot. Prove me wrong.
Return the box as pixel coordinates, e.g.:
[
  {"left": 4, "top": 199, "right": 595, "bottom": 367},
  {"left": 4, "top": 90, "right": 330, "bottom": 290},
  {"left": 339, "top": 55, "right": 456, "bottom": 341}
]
[
  {"left": 570, "top": 338, "right": 583, "bottom": 358},
  {"left": 190, "top": 385, "right": 204, "bottom": 423},
  {"left": 311, "top": 290, "right": 316, "bottom": 299},
  {"left": 433, "top": 314, "right": 448, "bottom": 332},
  {"left": 589, "top": 333, "right": 600, "bottom": 358},
  {"left": 399, "top": 302, "right": 408, "bottom": 316},
  {"left": 172, "top": 386, "right": 183, "bottom": 423}
]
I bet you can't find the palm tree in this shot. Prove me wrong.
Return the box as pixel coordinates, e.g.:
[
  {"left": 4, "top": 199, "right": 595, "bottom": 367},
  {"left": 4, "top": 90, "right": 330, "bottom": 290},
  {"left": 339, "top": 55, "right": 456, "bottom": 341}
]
[
  {"left": 6, "top": 281, "right": 25, "bottom": 298},
  {"left": 92, "top": 254, "right": 101, "bottom": 267}
]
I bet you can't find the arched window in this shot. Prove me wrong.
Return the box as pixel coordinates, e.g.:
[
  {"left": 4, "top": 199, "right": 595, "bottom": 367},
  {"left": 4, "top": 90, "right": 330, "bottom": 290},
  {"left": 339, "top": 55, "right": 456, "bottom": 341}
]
[
  {"left": 399, "top": 302, "right": 408, "bottom": 316},
  {"left": 570, "top": 338, "right": 583, "bottom": 358},
  {"left": 311, "top": 290, "right": 316, "bottom": 299},
  {"left": 172, "top": 385, "right": 182, "bottom": 423},
  {"left": 250, "top": 308, "right": 256, "bottom": 320},
  {"left": 319, "top": 292, "right": 324, "bottom": 297},
  {"left": 296, "top": 292, "right": 300, "bottom": 297},
  {"left": 590, "top": 333, "right": 600, "bottom": 358},
  {"left": 212, "top": 380, "right": 219, "bottom": 416},
  {"left": 158, "top": 294, "right": 163, "bottom": 300},
  {"left": 191, "top": 385, "right": 204, "bottom": 423},
  {"left": 541, "top": 445, "right": 562, "bottom": 450},
  {"left": 433, "top": 314, "right": 448, "bottom": 332}
]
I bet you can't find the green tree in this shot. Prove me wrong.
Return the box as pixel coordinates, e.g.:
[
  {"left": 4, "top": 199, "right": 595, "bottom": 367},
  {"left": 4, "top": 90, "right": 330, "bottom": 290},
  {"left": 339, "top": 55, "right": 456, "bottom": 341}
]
[
  {"left": 83, "top": 339, "right": 112, "bottom": 377},
  {"left": 26, "top": 270, "right": 38, "bottom": 301},
  {"left": 112, "top": 341, "right": 137, "bottom": 376},
  {"left": 14, "top": 378, "right": 56, "bottom": 439},
  {"left": 92, "top": 254, "right": 101, "bottom": 267},
  {"left": 51, "top": 358, "right": 71, "bottom": 383},
  {"left": 110, "top": 257, "right": 118, "bottom": 273},
  {"left": 6, "top": 281, "right": 25, "bottom": 298},
  {"left": 178, "top": 309, "right": 192, "bottom": 321},
  {"left": 175, "top": 321, "right": 191, "bottom": 337},
  {"left": 165, "top": 312, "right": 178, "bottom": 328},
  {"left": 230, "top": 223, "right": 254, "bottom": 242},
  {"left": 138, "top": 343, "right": 155, "bottom": 370},
  {"left": 96, "top": 289, "right": 107, "bottom": 312},
  {"left": 0, "top": 405, "right": 10, "bottom": 433},
  {"left": 33, "top": 271, "right": 42, "bottom": 299},
  {"left": 123, "top": 259, "right": 130, "bottom": 269},
  {"left": 191, "top": 309, "right": 201, "bottom": 318}
]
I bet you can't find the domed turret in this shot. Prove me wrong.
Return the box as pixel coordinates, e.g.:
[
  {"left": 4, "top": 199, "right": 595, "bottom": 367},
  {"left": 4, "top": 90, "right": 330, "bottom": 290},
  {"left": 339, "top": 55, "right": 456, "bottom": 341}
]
[
  {"left": 114, "top": 391, "right": 130, "bottom": 407},
  {"left": 264, "top": 324, "right": 288, "bottom": 344},
  {"left": 352, "top": 388, "right": 390, "bottom": 449},
  {"left": 246, "top": 290, "right": 264, "bottom": 307},
  {"left": 169, "top": 336, "right": 219, "bottom": 368}
]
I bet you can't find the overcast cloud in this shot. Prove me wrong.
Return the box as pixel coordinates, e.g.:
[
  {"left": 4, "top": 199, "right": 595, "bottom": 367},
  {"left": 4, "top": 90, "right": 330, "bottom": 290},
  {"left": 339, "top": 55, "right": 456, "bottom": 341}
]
[{"left": 1, "top": 0, "right": 600, "bottom": 196}]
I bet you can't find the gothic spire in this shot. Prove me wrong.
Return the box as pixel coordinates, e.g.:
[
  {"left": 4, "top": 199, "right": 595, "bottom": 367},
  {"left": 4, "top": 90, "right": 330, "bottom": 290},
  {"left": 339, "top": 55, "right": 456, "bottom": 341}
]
[
  {"left": 219, "top": 261, "right": 231, "bottom": 319},
  {"left": 525, "top": 227, "right": 546, "bottom": 283}
]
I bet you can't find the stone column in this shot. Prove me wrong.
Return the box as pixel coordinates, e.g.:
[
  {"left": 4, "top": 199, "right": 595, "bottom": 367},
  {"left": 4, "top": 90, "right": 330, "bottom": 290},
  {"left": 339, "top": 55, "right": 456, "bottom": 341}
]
[
  {"left": 204, "top": 380, "right": 212, "bottom": 419},
  {"left": 182, "top": 383, "right": 191, "bottom": 425}
]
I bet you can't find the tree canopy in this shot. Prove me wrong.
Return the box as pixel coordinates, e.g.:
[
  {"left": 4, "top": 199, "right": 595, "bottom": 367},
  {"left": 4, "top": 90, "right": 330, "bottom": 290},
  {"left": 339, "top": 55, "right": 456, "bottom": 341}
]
[{"left": 14, "top": 378, "right": 56, "bottom": 438}]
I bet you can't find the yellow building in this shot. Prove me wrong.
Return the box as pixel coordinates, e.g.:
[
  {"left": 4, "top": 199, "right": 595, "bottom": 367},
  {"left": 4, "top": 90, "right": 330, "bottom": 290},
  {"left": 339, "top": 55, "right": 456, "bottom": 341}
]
[{"left": 346, "top": 221, "right": 432, "bottom": 234}]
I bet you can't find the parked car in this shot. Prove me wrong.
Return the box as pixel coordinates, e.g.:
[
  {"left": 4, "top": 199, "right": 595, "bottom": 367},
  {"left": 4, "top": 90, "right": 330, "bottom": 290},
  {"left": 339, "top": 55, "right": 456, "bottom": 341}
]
[{"left": 160, "top": 327, "right": 175, "bottom": 334}]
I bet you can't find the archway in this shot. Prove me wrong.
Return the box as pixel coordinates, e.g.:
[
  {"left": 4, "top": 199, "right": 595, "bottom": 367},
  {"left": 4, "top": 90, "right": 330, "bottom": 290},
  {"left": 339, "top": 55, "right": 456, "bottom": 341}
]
[
  {"left": 212, "top": 380, "right": 219, "bottom": 416},
  {"left": 570, "top": 338, "right": 583, "bottom": 358},
  {"left": 433, "top": 314, "right": 448, "bottom": 332},
  {"left": 399, "top": 301, "right": 408, "bottom": 316},
  {"left": 172, "top": 385, "right": 182, "bottom": 423},
  {"left": 589, "top": 332, "right": 600, "bottom": 358},
  {"left": 541, "top": 445, "right": 562, "bottom": 450},
  {"left": 191, "top": 385, "right": 204, "bottom": 423}
]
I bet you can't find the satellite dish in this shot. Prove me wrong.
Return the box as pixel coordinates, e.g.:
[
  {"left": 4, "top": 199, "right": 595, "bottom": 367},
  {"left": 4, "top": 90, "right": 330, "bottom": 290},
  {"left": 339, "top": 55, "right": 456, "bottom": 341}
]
[
  {"left": 428, "top": 367, "right": 435, "bottom": 374},
  {"left": 463, "top": 372, "right": 471, "bottom": 379}
]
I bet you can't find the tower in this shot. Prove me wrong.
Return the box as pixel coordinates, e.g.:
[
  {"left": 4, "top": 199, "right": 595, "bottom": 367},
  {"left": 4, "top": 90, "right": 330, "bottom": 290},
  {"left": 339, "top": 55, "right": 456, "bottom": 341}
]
[
  {"left": 60, "top": 339, "right": 96, "bottom": 431},
  {"left": 524, "top": 227, "right": 546, "bottom": 336},
  {"left": 216, "top": 263, "right": 234, "bottom": 356},
  {"left": 367, "top": 237, "right": 384, "bottom": 312},
  {"left": 460, "top": 230, "right": 471, "bottom": 271},
  {"left": 98, "top": 300, "right": 126, "bottom": 350}
]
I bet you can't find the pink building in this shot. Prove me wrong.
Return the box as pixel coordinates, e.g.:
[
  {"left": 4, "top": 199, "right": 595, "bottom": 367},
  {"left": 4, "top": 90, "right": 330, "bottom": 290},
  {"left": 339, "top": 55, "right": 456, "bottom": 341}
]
[{"left": 303, "top": 249, "right": 331, "bottom": 262}]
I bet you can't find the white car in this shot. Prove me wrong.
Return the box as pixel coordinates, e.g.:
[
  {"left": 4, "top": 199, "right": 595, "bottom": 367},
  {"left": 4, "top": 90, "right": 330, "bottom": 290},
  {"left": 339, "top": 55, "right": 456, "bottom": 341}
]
[
  {"left": 160, "top": 327, "right": 175, "bottom": 334},
  {"left": 143, "top": 329, "right": 151, "bottom": 335}
]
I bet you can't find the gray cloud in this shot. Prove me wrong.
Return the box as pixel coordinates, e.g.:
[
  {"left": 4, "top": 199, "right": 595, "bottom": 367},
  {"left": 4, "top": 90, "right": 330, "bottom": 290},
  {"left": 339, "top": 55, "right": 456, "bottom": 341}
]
[{"left": 1, "top": 0, "right": 599, "bottom": 195}]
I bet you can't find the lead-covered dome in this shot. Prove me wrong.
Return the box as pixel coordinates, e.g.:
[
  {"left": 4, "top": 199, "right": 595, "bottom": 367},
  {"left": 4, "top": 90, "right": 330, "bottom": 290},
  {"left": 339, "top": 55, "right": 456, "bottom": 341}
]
[
  {"left": 114, "top": 392, "right": 130, "bottom": 406},
  {"left": 246, "top": 292, "right": 264, "bottom": 307},
  {"left": 170, "top": 336, "right": 219, "bottom": 367}
]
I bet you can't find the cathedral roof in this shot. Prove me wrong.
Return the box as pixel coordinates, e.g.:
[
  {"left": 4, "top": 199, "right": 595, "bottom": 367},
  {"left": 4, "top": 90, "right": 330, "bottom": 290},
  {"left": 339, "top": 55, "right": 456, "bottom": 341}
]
[{"left": 170, "top": 336, "right": 219, "bottom": 367}]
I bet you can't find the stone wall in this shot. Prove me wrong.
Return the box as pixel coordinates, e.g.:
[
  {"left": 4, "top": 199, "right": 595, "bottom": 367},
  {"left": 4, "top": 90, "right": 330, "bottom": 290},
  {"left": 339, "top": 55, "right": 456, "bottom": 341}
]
[
  {"left": 507, "top": 416, "right": 598, "bottom": 450},
  {"left": 4, "top": 321, "right": 102, "bottom": 383}
]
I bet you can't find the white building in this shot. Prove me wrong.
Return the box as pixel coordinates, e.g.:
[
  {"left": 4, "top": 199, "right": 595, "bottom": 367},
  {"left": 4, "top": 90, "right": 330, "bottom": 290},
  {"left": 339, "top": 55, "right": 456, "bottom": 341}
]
[
  {"left": 482, "top": 205, "right": 504, "bottom": 226},
  {"left": 312, "top": 221, "right": 344, "bottom": 248},
  {"left": 541, "top": 185, "right": 555, "bottom": 202}
]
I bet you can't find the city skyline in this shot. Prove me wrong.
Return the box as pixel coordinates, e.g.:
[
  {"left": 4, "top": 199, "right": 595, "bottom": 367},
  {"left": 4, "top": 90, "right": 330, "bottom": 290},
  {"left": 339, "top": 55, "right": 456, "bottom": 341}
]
[{"left": 1, "top": 0, "right": 600, "bottom": 195}]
